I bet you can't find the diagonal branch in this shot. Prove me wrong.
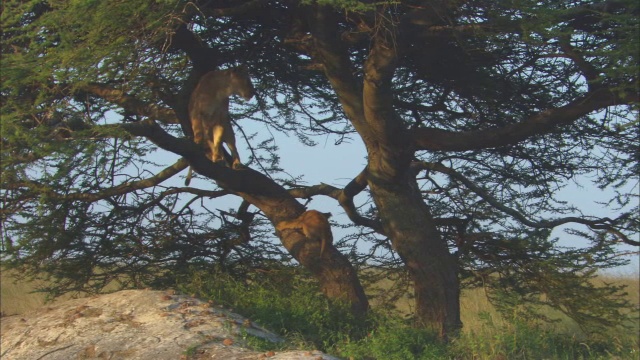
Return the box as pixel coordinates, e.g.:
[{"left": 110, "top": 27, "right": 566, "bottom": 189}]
[
  {"left": 308, "top": 6, "right": 365, "bottom": 128},
  {"left": 4, "top": 158, "right": 189, "bottom": 203},
  {"left": 81, "top": 83, "right": 179, "bottom": 124},
  {"left": 338, "top": 167, "right": 384, "bottom": 233},
  {"left": 411, "top": 86, "right": 639, "bottom": 151},
  {"left": 557, "top": 35, "right": 600, "bottom": 85},
  {"left": 362, "top": 6, "right": 402, "bottom": 144},
  {"left": 413, "top": 161, "right": 638, "bottom": 246},
  {"left": 130, "top": 187, "right": 230, "bottom": 214},
  {"left": 121, "top": 119, "right": 290, "bottom": 198}
]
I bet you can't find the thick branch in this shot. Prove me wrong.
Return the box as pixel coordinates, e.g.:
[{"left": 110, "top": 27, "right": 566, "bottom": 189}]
[
  {"left": 338, "top": 167, "right": 384, "bottom": 233},
  {"left": 205, "top": 0, "right": 265, "bottom": 17},
  {"left": 286, "top": 167, "right": 384, "bottom": 234},
  {"left": 412, "top": 86, "right": 639, "bottom": 151},
  {"left": 558, "top": 36, "right": 600, "bottom": 85},
  {"left": 308, "top": 6, "right": 365, "bottom": 128},
  {"left": 120, "top": 121, "right": 370, "bottom": 312},
  {"left": 414, "top": 161, "right": 638, "bottom": 245},
  {"left": 362, "top": 8, "right": 402, "bottom": 144},
  {"left": 121, "top": 120, "right": 290, "bottom": 200}
]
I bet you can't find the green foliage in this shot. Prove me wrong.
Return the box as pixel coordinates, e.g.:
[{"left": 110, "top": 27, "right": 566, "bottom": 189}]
[
  {"left": 301, "top": 0, "right": 397, "bottom": 12},
  {"left": 513, "top": 0, "right": 640, "bottom": 89},
  {"left": 2, "top": 0, "right": 182, "bottom": 77},
  {"left": 1, "top": 194, "right": 284, "bottom": 298},
  {"left": 460, "top": 231, "right": 636, "bottom": 333}
]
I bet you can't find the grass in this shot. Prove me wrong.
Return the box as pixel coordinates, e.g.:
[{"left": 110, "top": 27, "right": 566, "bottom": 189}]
[
  {"left": 175, "top": 269, "right": 640, "bottom": 359},
  {"left": 2, "top": 267, "right": 638, "bottom": 359}
]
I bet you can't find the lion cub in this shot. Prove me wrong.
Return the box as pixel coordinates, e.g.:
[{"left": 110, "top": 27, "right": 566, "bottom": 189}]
[
  {"left": 277, "top": 210, "right": 333, "bottom": 257},
  {"left": 185, "top": 66, "right": 255, "bottom": 185}
]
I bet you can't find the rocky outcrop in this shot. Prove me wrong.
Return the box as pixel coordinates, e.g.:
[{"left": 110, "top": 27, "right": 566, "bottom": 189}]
[{"left": 0, "top": 289, "right": 340, "bottom": 360}]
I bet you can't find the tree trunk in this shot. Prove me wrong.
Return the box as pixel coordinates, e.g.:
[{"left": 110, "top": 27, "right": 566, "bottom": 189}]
[
  {"left": 368, "top": 171, "right": 462, "bottom": 339},
  {"left": 235, "top": 191, "right": 369, "bottom": 318},
  {"left": 275, "top": 214, "right": 369, "bottom": 317}
]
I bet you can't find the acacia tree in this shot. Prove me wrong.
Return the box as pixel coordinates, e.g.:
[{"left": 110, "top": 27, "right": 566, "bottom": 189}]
[{"left": 1, "top": 0, "right": 638, "bottom": 338}]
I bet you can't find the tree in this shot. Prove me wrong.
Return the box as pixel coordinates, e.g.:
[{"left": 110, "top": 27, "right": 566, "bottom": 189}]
[{"left": 1, "top": 0, "right": 638, "bottom": 339}]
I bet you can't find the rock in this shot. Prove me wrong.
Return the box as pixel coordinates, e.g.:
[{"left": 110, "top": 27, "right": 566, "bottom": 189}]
[{"left": 0, "top": 289, "right": 341, "bottom": 360}]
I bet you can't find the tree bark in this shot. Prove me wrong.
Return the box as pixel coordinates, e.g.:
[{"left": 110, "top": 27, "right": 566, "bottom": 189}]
[
  {"left": 367, "top": 166, "right": 462, "bottom": 338},
  {"left": 307, "top": 4, "right": 461, "bottom": 338},
  {"left": 237, "top": 192, "right": 369, "bottom": 318},
  {"left": 277, "top": 218, "right": 369, "bottom": 317}
]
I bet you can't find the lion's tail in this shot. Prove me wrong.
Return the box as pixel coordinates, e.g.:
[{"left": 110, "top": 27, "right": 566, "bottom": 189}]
[
  {"left": 185, "top": 166, "right": 193, "bottom": 186},
  {"left": 320, "top": 229, "right": 333, "bottom": 257}
]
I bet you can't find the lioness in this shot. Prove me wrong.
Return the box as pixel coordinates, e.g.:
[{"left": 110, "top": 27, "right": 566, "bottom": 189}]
[
  {"left": 185, "top": 66, "right": 255, "bottom": 185},
  {"left": 277, "top": 210, "right": 333, "bottom": 257}
]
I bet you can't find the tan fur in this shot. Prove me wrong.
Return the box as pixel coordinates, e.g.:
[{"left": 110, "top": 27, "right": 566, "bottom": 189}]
[
  {"left": 185, "top": 66, "right": 255, "bottom": 185},
  {"left": 277, "top": 210, "right": 333, "bottom": 257}
]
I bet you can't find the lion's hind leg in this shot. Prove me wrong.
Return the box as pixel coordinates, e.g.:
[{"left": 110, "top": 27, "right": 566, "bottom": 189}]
[
  {"left": 208, "top": 123, "right": 226, "bottom": 164},
  {"left": 190, "top": 110, "right": 208, "bottom": 146},
  {"left": 222, "top": 123, "right": 243, "bottom": 169}
]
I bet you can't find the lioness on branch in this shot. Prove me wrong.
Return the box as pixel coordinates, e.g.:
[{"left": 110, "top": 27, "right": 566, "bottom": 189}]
[
  {"left": 185, "top": 66, "right": 256, "bottom": 185},
  {"left": 277, "top": 210, "right": 334, "bottom": 257}
]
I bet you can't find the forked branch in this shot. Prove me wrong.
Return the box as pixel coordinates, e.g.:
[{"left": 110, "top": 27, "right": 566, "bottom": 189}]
[{"left": 285, "top": 167, "right": 384, "bottom": 234}]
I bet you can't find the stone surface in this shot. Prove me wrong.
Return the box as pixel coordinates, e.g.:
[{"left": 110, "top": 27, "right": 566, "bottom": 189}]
[{"left": 0, "top": 289, "right": 341, "bottom": 360}]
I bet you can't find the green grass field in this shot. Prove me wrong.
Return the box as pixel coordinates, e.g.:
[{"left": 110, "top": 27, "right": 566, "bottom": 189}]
[{"left": 2, "top": 268, "right": 638, "bottom": 359}]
